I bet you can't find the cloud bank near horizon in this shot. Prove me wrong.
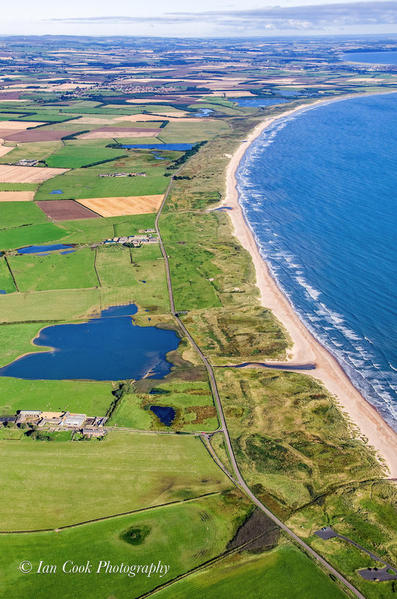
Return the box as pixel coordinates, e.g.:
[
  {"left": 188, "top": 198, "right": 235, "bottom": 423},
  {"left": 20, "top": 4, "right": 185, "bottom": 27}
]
[{"left": 47, "top": 1, "right": 397, "bottom": 33}]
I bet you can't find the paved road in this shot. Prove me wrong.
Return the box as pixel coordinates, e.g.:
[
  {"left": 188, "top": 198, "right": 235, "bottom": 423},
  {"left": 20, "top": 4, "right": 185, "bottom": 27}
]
[{"left": 155, "top": 175, "right": 366, "bottom": 599}]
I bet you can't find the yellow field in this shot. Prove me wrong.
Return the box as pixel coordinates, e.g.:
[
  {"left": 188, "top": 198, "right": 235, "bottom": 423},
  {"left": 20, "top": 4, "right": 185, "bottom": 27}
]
[
  {"left": 0, "top": 164, "right": 68, "bottom": 183},
  {"left": 77, "top": 195, "right": 163, "bottom": 217},
  {"left": 0, "top": 191, "right": 34, "bottom": 201},
  {"left": 78, "top": 130, "right": 158, "bottom": 140},
  {"left": 0, "top": 120, "right": 44, "bottom": 130},
  {"left": 0, "top": 144, "right": 13, "bottom": 157}
]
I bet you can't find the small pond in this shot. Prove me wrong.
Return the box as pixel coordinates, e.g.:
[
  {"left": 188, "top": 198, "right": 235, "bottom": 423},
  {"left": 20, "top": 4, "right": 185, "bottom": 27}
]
[
  {"left": 0, "top": 303, "right": 180, "bottom": 381},
  {"left": 150, "top": 405, "right": 176, "bottom": 426},
  {"left": 17, "top": 244, "right": 74, "bottom": 255}
]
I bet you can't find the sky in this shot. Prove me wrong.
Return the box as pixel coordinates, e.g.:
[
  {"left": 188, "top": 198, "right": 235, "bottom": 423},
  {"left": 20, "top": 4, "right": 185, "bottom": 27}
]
[{"left": 2, "top": 0, "right": 397, "bottom": 37}]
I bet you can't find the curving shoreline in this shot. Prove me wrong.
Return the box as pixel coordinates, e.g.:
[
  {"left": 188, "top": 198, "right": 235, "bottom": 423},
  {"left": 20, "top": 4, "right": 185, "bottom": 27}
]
[{"left": 224, "top": 95, "right": 397, "bottom": 477}]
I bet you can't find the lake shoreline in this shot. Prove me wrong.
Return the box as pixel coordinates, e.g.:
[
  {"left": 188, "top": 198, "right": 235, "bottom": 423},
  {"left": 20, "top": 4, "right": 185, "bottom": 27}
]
[{"left": 223, "top": 92, "right": 397, "bottom": 477}]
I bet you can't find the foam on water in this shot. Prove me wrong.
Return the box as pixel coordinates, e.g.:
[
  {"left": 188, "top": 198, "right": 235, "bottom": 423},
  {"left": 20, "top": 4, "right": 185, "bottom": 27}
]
[{"left": 236, "top": 93, "right": 397, "bottom": 429}]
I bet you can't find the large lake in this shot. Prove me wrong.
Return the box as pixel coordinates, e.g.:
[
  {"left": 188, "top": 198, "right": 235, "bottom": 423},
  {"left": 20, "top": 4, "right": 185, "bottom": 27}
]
[
  {"left": 0, "top": 304, "right": 180, "bottom": 381},
  {"left": 237, "top": 93, "right": 397, "bottom": 429},
  {"left": 343, "top": 51, "right": 397, "bottom": 65}
]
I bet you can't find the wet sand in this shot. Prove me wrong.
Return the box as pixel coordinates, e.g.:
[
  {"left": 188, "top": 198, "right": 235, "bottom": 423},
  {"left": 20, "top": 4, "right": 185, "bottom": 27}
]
[{"left": 224, "top": 96, "right": 397, "bottom": 476}]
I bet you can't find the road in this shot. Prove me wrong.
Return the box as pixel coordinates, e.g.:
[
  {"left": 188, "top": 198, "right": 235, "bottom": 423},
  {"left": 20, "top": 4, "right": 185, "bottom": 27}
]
[{"left": 155, "top": 175, "right": 366, "bottom": 599}]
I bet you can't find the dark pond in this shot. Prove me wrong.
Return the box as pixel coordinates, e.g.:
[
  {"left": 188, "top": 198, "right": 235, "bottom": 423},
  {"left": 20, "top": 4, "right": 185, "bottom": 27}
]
[
  {"left": 17, "top": 244, "right": 74, "bottom": 255},
  {"left": 0, "top": 303, "right": 180, "bottom": 381},
  {"left": 0, "top": 290, "right": 6, "bottom": 294},
  {"left": 121, "top": 143, "right": 193, "bottom": 151},
  {"left": 150, "top": 405, "right": 176, "bottom": 426},
  {"left": 50, "top": 189, "right": 64, "bottom": 194}
]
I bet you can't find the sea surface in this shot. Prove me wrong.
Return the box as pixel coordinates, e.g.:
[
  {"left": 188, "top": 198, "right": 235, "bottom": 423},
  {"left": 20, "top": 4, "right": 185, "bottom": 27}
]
[
  {"left": 236, "top": 93, "right": 397, "bottom": 429},
  {"left": 343, "top": 51, "right": 397, "bottom": 65}
]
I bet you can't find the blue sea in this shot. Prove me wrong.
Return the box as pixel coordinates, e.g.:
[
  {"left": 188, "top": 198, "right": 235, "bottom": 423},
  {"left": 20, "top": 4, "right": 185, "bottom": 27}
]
[
  {"left": 343, "top": 51, "right": 397, "bottom": 65},
  {"left": 236, "top": 93, "right": 397, "bottom": 429}
]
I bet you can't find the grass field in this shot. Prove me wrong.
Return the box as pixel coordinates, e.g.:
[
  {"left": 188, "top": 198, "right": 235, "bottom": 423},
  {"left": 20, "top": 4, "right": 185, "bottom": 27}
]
[
  {"left": 159, "top": 119, "right": 230, "bottom": 143},
  {"left": 8, "top": 247, "right": 98, "bottom": 292},
  {"left": 0, "top": 322, "right": 48, "bottom": 366},
  {"left": 0, "top": 432, "right": 230, "bottom": 529},
  {"left": 45, "top": 141, "right": 127, "bottom": 168},
  {"left": 156, "top": 542, "right": 348, "bottom": 599},
  {"left": 35, "top": 165, "right": 169, "bottom": 201},
  {"left": 110, "top": 380, "right": 218, "bottom": 432},
  {"left": 0, "top": 201, "right": 49, "bottom": 228},
  {"left": 0, "top": 493, "right": 247, "bottom": 599},
  {"left": 0, "top": 222, "right": 66, "bottom": 251},
  {"left": 0, "top": 141, "right": 61, "bottom": 164},
  {"left": 0, "top": 257, "right": 16, "bottom": 293},
  {"left": 0, "top": 377, "right": 113, "bottom": 416}
]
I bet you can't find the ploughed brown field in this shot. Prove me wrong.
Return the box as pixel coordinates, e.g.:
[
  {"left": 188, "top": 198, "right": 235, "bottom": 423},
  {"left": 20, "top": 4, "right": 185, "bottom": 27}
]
[
  {"left": 3, "top": 129, "right": 79, "bottom": 142},
  {"left": 77, "top": 195, "right": 163, "bottom": 217},
  {"left": 0, "top": 191, "right": 35, "bottom": 201},
  {"left": 36, "top": 199, "right": 100, "bottom": 221},
  {"left": 78, "top": 127, "right": 160, "bottom": 140},
  {"left": 0, "top": 164, "right": 68, "bottom": 183}
]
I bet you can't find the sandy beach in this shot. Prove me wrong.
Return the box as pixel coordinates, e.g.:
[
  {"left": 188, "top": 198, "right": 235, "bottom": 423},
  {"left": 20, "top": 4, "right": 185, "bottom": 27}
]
[{"left": 224, "top": 96, "right": 397, "bottom": 477}]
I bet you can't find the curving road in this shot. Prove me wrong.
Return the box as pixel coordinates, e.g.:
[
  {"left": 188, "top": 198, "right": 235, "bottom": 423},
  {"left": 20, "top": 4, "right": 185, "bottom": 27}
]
[{"left": 155, "top": 175, "right": 366, "bottom": 599}]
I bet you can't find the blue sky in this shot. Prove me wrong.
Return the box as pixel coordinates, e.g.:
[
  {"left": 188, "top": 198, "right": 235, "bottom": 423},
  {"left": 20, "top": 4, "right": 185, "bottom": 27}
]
[{"left": 2, "top": 0, "right": 397, "bottom": 36}]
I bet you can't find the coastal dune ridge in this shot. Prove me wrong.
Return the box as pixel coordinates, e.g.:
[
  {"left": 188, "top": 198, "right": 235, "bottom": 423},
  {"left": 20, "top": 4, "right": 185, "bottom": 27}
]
[{"left": 224, "top": 94, "right": 397, "bottom": 477}]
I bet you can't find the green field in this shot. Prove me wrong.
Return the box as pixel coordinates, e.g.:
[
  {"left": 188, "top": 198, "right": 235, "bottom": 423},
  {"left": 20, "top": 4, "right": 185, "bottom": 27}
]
[
  {"left": 0, "top": 223, "right": 65, "bottom": 251},
  {"left": 0, "top": 141, "right": 61, "bottom": 164},
  {"left": 111, "top": 380, "right": 218, "bottom": 431},
  {"left": 0, "top": 258, "right": 16, "bottom": 293},
  {"left": 0, "top": 378, "right": 113, "bottom": 416},
  {"left": 159, "top": 119, "right": 230, "bottom": 142},
  {"left": 0, "top": 322, "right": 49, "bottom": 366},
  {"left": 8, "top": 247, "right": 98, "bottom": 292},
  {"left": 35, "top": 163, "right": 169, "bottom": 201},
  {"left": 156, "top": 543, "right": 348, "bottom": 599},
  {"left": 0, "top": 432, "right": 230, "bottom": 529},
  {"left": 0, "top": 201, "right": 49, "bottom": 228},
  {"left": 0, "top": 493, "right": 247, "bottom": 599},
  {"left": 45, "top": 141, "right": 127, "bottom": 169}
]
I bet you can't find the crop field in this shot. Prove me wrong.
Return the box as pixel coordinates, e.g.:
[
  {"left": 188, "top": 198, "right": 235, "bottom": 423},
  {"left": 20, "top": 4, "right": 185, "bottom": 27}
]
[
  {"left": 0, "top": 493, "right": 246, "bottom": 599},
  {"left": 0, "top": 120, "right": 44, "bottom": 130},
  {"left": 77, "top": 195, "right": 164, "bottom": 217},
  {"left": 2, "top": 129, "right": 78, "bottom": 143},
  {"left": 37, "top": 200, "right": 100, "bottom": 221},
  {"left": 0, "top": 432, "right": 230, "bottom": 530},
  {"left": 0, "top": 144, "right": 13, "bottom": 157},
  {"left": 0, "top": 191, "right": 34, "bottom": 201},
  {"left": 0, "top": 164, "right": 68, "bottom": 183},
  {"left": 78, "top": 127, "right": 160, "bottom": 140},
  {"left": 0, "top": 377, "right": 113, "bottom": 416},
  {"left": 0, "top": 141, "right": 61, "bottom": 164},
  {"left": 7, "top": 247, "right": 98, "bottom": 292}
]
